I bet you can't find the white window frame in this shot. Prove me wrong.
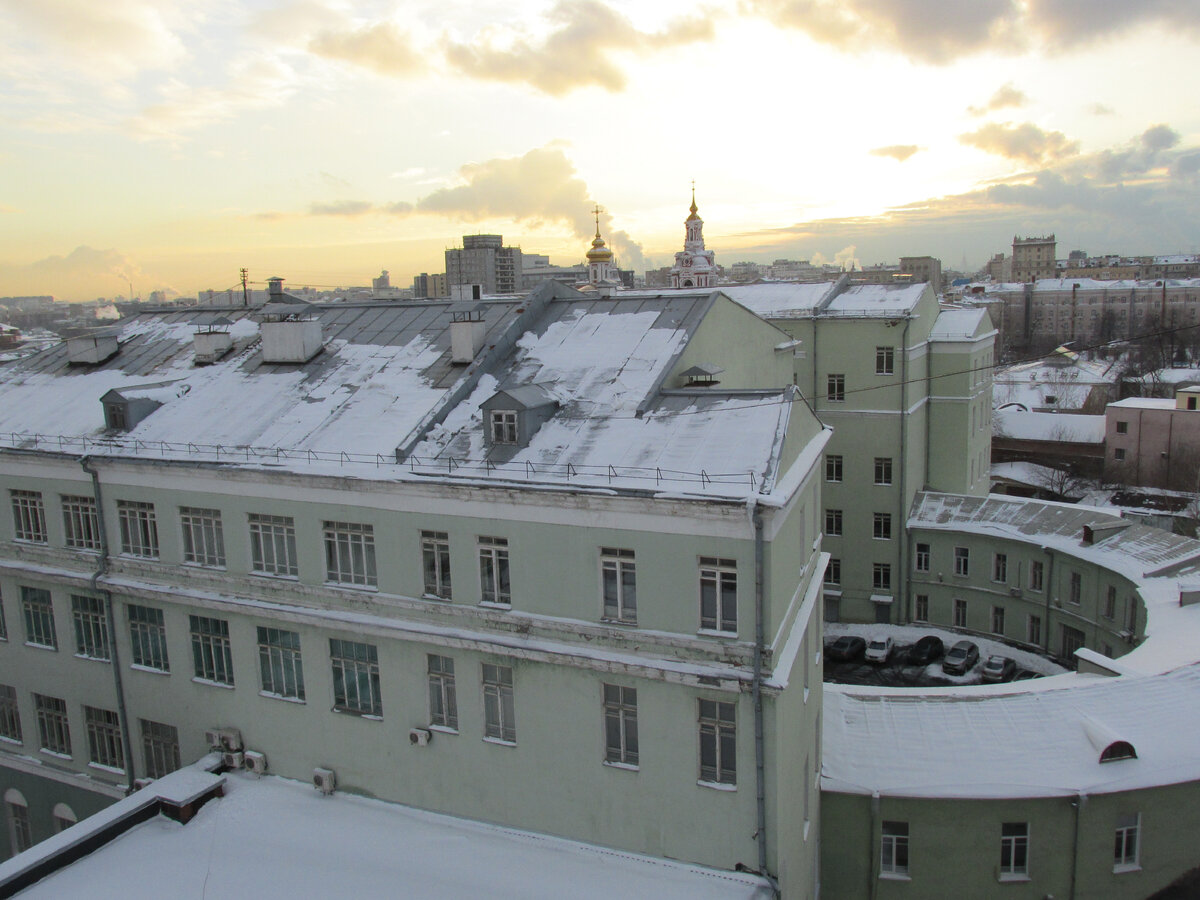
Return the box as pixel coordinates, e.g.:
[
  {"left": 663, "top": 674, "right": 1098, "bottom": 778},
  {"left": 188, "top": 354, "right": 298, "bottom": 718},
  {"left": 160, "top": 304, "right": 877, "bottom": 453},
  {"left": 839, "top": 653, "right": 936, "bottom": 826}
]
[
  {"left": 421, "top": 530, "right": 452, "bottom": 599},
  {"left": 999, "top": 822, "right": 1029, "bottom": 880},
  {"left": 1103, "top": 586, "right": 1116, "bottom": 619},
  {"left": 0, "top": 685, "right": 22, "bottom": 744},
  {"left": 873, "top": 513, "right": 892, "bottom": 540},
  {"left": 117, "top": 500, "right": 159, "bottom": 558},
  {"left": 6, "top": 792, "right": 31, "bottom": 855},
  {"left": 21, "top": 586, "right": 57, "bottom": 650},
  {"left": 478, "top": 536, "right": 511, "bottom": 606},
  {"left": 330, "top": 638, "right": 382, "bottom": 717},
  {"left": 482, "top": 663, "right": 515, "bottom": 743},
  {"left": 699, "top": 557, "right": 737, "bottom": 634},
  {"left": 180, "top": 506, "right": 225, "bottom": 567},
  {"left": 600, "top": 548, "right": 636, "bottom": 624},
  {"left": 698, "top": 698, "right": 736, "bottom": 786},
  {"left": 10, "top": 490, "right": 47, "bottom": 543},
  {"left": 915, "top": 543, "right": 930, "bottom": 572},
  {"left": 824, "top": 558, "right": 841, "bottom": 586},
  {"left": 323, "top": 521, "right": 377, "bottom": 588},
  {"left": 875, "top": 346, "right": 895, "bottom": 376},
  {"left": 140, "top": 719, "right": 180, "bottom": 779},
  {"left": 248, "top": 513, "right": 298, "bottom": 578},
  {"left": 880, "top": 821, "right": 909, "bottom": 877},
  {"left": 992, "top": 605, "right": 1005, "bottom": 635},
  {"left": 128, "top": 604, "right": 169, "bottom": 672},
  {"left": 427, "top": 654, "right": 458, "bottom": 731},
  {"left": 189, "top": 615, "right": 234, "bottom": 686},
  {"left": 872, "top": 563, "right": 891, "bottom": 591},
  {"left": 1113, "top": 813, "right": 1140, "bottom": 872},
  {"left": 71, "top": 594, "right": 109, "bottom": 661},
  {"left": 1069, "top": 571, "right": 1082, "bottom": 605},
  {"left": 874, "top": 457, "right": 893, "bottom": 485},
  {"left": 954, "top": 546, "right": 969, "bottom": 577},
  {"left": 489, "top": 409, "right": 518, "bottom": 444},
  {"left": 257, "top": 627, "right": 305, "bottom": 701},
  {"left": 61, "top": 495, "right": 101, "bottom": 551},
  {"left": 825, "top": 509, "right": 843, "bottom": 536},
  {"left": 914, "top": 594, "right": 929, "bottom": 622},
  {"left": 603, "top": 683, "right": 638, "bottom": 767},
  {"left": 826, "top": 373, "right": 845, "bottom": 402},
  {"left": 1029, "top": 560, "right": 1044, "bottom": 592},
  {"left": 953, "top": 598, "right": 967, "bottom": 628},
  {"left": 1027, "top": 614, "right": 1042, "bottom": 645},
  {"left": 34, "top": 693, "right": 71, "bottom": 757},
  {"left": 993, "top": 553, "right": 1007, "bottom": 583},
  {"left": 84, "top": 706, "right": 124, "bottom": 771},
  {"left": 825, "top": 455, "right": 843, "bottom": 483}
]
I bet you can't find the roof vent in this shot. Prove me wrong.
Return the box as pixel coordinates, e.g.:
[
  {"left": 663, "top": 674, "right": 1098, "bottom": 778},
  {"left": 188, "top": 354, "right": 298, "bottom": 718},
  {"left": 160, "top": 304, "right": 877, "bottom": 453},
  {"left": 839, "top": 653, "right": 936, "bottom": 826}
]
[
  {"left": 680, "top": 363, "right": 724, "bottom": 387},
  {"left": 1081, "top": 520, "right": 1131, "bottom": 545},
  {"left": 448, "top": 301, "right": 486, "bottom": 365},
  {"left": 1081, "top": 716, "right": 1137, "bottom": 764},
  {"left": 67, "top": 331, "right": 120, "bottom": 365},
  {"left": 100, "top": 380, "right": 189, "bottom": 432},
  {"left": 481, "top": 384, "right": 558, "bottom": 450},
  {"left": 258, "top": 292, "right": 323, "bottom": 363},
  {"left": 193, "top": 317, "right": 234, "bottom": 365}
]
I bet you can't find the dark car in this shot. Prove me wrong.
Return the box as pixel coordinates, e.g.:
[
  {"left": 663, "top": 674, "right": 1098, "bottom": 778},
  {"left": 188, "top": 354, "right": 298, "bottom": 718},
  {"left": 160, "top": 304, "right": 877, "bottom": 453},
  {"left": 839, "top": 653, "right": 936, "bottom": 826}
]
[
  {"left": 907, "top": 635, "right": 944, "bottom": 665},
  {"left": 942, "top": 640, "right": 980, "bottom": 675},
  {"left": 982, "top": 655, "right": 1017, "bottom": 683},
  {"left": 827, "top": 635, "right": 867, "bottom": 662}
]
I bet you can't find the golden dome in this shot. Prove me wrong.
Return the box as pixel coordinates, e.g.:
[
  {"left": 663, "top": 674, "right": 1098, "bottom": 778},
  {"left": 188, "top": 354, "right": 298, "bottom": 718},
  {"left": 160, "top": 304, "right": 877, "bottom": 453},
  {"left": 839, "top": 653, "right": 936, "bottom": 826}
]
[{"left": 586, "top": 204, "right": 613, "bottom": 261}]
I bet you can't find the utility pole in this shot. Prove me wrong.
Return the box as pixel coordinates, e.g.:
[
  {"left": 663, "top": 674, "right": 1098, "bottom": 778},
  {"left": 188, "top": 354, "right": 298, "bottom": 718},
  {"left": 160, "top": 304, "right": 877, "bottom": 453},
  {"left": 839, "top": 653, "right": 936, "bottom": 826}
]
[{"left": 241, "top": 268, "right": 249, "bottom": 307}]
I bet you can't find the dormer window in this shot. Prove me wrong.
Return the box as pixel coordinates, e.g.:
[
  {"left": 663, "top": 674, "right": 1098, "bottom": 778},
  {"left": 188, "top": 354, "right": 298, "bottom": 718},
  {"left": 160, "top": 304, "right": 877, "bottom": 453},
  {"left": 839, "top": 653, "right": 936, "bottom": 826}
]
[
  {"left": 679, "top": 363, "right": 723, "bottom": 387},
  {"left": 490, "top": 410, "right": 518, "bottom": 444},
  {"left": 106, "top": 403, "right": 127, "bottom": 431}
]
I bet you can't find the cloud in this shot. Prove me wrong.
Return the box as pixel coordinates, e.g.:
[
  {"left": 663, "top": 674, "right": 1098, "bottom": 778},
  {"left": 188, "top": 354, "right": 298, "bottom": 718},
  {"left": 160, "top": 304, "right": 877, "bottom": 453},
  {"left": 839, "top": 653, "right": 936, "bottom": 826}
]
[
  {"left": 1089, "top": 103, "right": 1115, "bottom": 116},
  {"left": 959, "top": 122, "right": 1080, "bottom": 165},
  {"left": 308, "top": 21, "right": 423, "bottom": 76},
  {"left": 967, "top": 82, "right": 1027, "bottom": 116},
  {"left": 1172, "top": 151, "right": 1200, "bottom": 180},
  {"left": 1078, "top": 124, "right": 1181, "bottom": 181},
  {"left": 743, "top": 0, "right": 1199, "bottom": 63},
  {"left": 8, "top": 245, "right": 173, "bottom": 301},
  {"left": 833, "top": 245, "right": 860, "bottom": 270},
  {"left": 870, "top": 144, "right": 920, "bottom": 162},
  {"left": 443, "top": 0, "right": 715, "bottom": 95},
  {"left": 309, "top": 200, "right": 374, "bottom": 216}
]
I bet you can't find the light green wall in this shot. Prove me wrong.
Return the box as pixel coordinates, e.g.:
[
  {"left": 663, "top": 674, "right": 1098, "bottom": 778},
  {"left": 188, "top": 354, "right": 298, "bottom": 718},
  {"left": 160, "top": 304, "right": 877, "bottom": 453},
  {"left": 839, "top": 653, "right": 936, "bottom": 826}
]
[
  {"left": 0, "top": 767, "right": 117, "bottom": 861},
  {"left": 672, "top": 294, "right": 794, "bottom": 389}
]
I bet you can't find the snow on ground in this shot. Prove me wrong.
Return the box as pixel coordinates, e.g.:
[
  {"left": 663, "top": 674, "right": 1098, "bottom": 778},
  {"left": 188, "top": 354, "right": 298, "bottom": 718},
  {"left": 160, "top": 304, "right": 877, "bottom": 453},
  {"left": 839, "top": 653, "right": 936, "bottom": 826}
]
[{"left": 825, "top": 621, "right": 1068, "bottom": 678}]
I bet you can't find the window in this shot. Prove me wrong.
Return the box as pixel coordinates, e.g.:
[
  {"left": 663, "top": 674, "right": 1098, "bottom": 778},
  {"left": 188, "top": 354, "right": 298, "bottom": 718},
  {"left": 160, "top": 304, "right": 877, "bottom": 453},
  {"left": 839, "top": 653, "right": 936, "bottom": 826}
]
[
  {"left": 0, "top": 591, "right": 5, "bottom": 640},
  {"left": 1029, "top": 560, "right": 1044, "bottom": 592},
  {"left": 874, "top": 457, "right": 893, "bottom": 485},
  {"left": 10, "top": 490, "right": 46, "bottom": 543},
  {"left": 6, "top": 792, "right": 31, "bottom": 855},
  {"left": 128, "top": 604, "right": 169, "bottom": 671},
  {"left": 826, "top": 374, "right": 845, "bottom": 402},
  {"left": 699, "top": 557, "right": 737, "bottom": 633},
  {"left": 1116, "top": 420, "right": 1129, "bottom": 434},
  {"left": 603, "top": 684, "right": 638, "bottom": 767},
  {"left": 21, "top": 587, "right": 57, "bottom": 649},
  {"left": 1061, "top": 625, "right": 1085, "bottom": 658},
  {"left": 992, "top": 606, "right": 1005, "bottom": 635},
  {"left": 330, "top": 638, "right": 381, "bottom": 717},
  {"left": 478, "top": 536, "right": 510, "bottom": 605},
  {"left": 323, "top": 521, "right": 376, "bottom": 587},
  {"left": 999, "top": 823, "right": 1029, "bottom": 879},
  {"left": 179, "top": 507, "right": 224, "bottom": 567},
  {"left": 62, "top": 495, "right": 101, "bottom": 551},
  {"left": 825, "top": 509, "right": 843, "bottom": 536},
  {"left": 490, "top": 410, "right": 518, "bottom": 444},
  {"left": 34, "top": 694, "right": 71, "bottom": 757},
  {"left": 257, "top": 627, "right": 305, "bottom": 700},
  {"left": 1028, "top": 614, "right": 1042, "bottom": 645},
  {"left": 953, "top": 598, "right": 967, "bottom": 628},
  {"left": 1114, "top": 813, "right": 1140, "bottom": 871},
  {"left": 1103, "top": 586, "right": 1116, "bottom": 619},
  {"left": 0, "top": 685, "right": 22, "bottom": 744},
  {"left": 873, "top": 513, "right": 892, "bottom": 540},
  {"left": 698, "top": 699, "right": 736, "bottom": 785},
  {"left": 825, "top": 455, "right": 843, "bottom": 483},
  {"left": 190, "top": 615, "right": 234, "bottom": 685},
  {"left": 52, "top": 804, "right": 76, "bottom": 834},
  {"left": 421, "top": 531, "right": 452, "bottom": 599},
  {"left": 1113, "top": 448, "right": 1126, "bottom": 461},
  {"left": 993, "top": 553, "right": 1007, "bottom": 583},
  {"left": 71, "top": 595, "right": 109, "bottom": 661},
  {"left": 117, "top": 500, "right": 158, "bottom": 558},
  {"left": 915, "top": 543, "right": 930, "bottom": 572},
  {"left": 427, "top": 655, "right": 458, "bottom": 731},
  {"left": 875, "top": 346, "right": 895, "bottom": 376},
  {"left": 824, "top": 558, "right": 841, "bottom": 586},
  {"left": 1069, "top": 571, "right": 1081, "bottom": 604},
  {"left": 914, "top": 595, "right": 929, "bottom": 622},
  {"left": 872, "top": 563, "right": 891, "bottom": 591},
  {"left": 600, "top": 548, "right": 636, "bottom": 624},
  {"left": 954, "top": 547, "right": 969, "bottom": 577},
  {"left": 140, "top": 719, "right": 180, "bottom": 779},
  {"left": 880, "top": 821, "right": 909, "bottom": 876},
  {"left": 1125, "top": 597, "right": 1137, "bottom": 633},
  {"left": 248, "top": 513, "right": 298, "bottom": 578},
  {"left": 482, "top": 663, "right": 515, "bottom": 743},
  {"left": 84, "top": 706, "right": 124, "bottom": 771}
]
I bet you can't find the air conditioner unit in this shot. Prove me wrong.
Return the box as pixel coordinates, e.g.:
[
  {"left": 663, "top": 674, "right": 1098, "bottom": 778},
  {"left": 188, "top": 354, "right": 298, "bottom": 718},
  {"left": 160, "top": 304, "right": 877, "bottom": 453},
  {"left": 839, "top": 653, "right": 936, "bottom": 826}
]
[
  {"left": 133, "top": 777, "right": 155, "bottom": 791},
  {"left": 243, "top": 750, "right": 268, "bottom": 775},
  {"left": 1009, "top": 587, "right": 1022, "bottom": 598},
  {"left": 409, "top": 728, "right": 432, "bottom": 747},
  {"left": 223, "top": 751, "right": 244, "bottom": 769},
  {"left": 313, "top": 767, "right": 336, "bottom": 795},
  {"left": 1118, "top": 629, "right": 1134, "bottom": 641},
  {"left": 219, "top": 728, "right": 244, "bottom": 752},
  {"left": 204, "top": 729, "right": 223, "bottom": 749}
]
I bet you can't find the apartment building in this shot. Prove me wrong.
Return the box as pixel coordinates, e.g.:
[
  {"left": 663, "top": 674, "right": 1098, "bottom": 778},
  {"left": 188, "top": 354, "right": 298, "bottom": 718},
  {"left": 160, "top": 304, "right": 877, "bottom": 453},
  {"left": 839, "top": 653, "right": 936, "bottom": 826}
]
[
  {"left": 1011, "top": 235, "right": 1057, "bottom": 283},
  {"left": 445, "top": 234, "right": 524, "bottom": 295}
]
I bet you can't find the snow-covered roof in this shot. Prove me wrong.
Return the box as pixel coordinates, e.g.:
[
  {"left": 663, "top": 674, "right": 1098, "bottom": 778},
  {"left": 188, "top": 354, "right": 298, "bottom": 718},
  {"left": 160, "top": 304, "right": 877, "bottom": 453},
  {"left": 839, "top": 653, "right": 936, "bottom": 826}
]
[
  {"left": 1107, "top": 397, "right": 1177, "bottom": 410},
  {"left": 989, "top": 460, "right": 1068, "bottom": 488},
  {"left": 993, "top": 409, "right": 1106, "bottom": 443},
  {"left": 928, "top": 307, "right": 990, "bottom": 340},
  {"left": 5, "top": 765, "right": 771, "bottom": 899},
  {"left": 720, "top": 282, "right": 837, "bottom": 318},
  {"left": 823, "top": 282, "right": 927, "bottom": 316}
]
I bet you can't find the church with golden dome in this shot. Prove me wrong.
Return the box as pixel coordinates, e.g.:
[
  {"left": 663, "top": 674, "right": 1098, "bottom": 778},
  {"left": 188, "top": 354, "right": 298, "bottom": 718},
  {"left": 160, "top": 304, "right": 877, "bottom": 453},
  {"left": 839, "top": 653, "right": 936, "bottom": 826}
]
[{"left": 669, "top": 186, "right": 717, "bottom": 289}]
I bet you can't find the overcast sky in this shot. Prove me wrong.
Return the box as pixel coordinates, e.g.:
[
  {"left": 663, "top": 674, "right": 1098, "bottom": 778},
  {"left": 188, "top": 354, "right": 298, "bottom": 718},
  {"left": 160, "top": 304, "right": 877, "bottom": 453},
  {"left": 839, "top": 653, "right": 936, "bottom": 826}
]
[{"left": 2, "top": 0, "right": 1199, "bottom": 300}]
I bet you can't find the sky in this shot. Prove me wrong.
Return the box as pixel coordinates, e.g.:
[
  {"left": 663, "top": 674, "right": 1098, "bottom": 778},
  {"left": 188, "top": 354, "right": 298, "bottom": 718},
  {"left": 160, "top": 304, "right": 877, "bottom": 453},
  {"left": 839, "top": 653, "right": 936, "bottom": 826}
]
[{"left": 1, "top": 0, "right": 1199, "bottom": 301}]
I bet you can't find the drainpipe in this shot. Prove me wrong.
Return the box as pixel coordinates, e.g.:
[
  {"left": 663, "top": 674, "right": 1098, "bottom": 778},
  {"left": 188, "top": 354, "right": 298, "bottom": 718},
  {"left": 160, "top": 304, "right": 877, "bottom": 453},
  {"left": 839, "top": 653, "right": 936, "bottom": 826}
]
[
  {"left": 896, "top": 317, "right": 911, "bottom": 624},
  {"left": 868, "top": 791, "right": 880, "bottom": 900},
  {"left": 1068, "top": 792, "right": 1086, "bottom": 900},
  {"left": 80, "top": 456, "right": 137, "bottom": 794},
  {"left": 750, "top": 502, "right": 778, "bottom": 896}
]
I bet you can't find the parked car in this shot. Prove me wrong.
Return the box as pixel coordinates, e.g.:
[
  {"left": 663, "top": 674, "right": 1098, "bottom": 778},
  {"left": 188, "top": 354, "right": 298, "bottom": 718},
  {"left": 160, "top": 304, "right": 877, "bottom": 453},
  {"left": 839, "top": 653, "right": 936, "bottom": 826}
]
[
  {"left": 907, "top": 635, "right": 944, "bottom": 665},
  {"left": 942, "top": 640, "right": 980, "bottom": 675},
  {"left": 827, "top": 635, "right": 866, "bottom": 661},
  {"left": 982, "top": 655, "right": 1017, "bottom": 683},
  {"left": 864, "top": 636, "right": 893, "bottom": 663}
]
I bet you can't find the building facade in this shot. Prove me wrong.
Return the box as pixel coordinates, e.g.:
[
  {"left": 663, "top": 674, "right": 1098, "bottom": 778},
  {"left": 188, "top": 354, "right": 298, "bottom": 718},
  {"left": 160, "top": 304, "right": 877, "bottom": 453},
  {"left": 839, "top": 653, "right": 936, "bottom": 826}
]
[
  {"left": 1011, "top": 235, "right": 1057, "bottom": 283},
  {"left": 1105, "top": 386, "right": 1200, "bottom": 490},
  {"left": 445, "top": 235, "right": 524, "bottom": 295}
]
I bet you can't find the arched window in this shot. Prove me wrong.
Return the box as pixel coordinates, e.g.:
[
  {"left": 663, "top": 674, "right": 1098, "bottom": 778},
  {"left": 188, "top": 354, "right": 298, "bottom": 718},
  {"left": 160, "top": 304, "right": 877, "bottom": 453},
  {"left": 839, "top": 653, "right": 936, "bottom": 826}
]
[
  {"left": 4, "top": 788, "right": 31, "bottom": 854},
  {"left": 52, "top": 802, "right": 76, "bottom": 833},
  {"left": 1100, "top": 741, "right": 1137, "bottom": 763}
]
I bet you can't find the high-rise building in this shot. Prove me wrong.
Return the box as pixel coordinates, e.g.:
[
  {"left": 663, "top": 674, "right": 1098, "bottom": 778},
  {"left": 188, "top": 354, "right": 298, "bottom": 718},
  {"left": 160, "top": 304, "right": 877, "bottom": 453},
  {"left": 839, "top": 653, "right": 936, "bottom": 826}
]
[
  {"left": 1012, "top": 235, "right": 1057, "bottom": 282},
  {"left": 445, "top": 235, "right": 524, "bottom": 295}
]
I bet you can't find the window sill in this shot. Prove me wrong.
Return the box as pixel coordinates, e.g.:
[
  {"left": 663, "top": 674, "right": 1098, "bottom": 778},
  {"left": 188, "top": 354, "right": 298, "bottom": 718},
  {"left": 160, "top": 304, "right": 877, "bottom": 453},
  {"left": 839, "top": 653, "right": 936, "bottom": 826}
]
[
  {"left": 130, "top": 664, "right": 170, "bottom": 675},
  {"left": 428, "top": 725, "right": 458, "bottom": 735},
  {"left": 0, "top": 736, "right": 22, "bottom": 746},
  {"left": 259, "top": 691, "right": 305, "bottom": 704},
  {"left": 697, "top": 779, "right": 737, "bottom": 792},
  {"left": 331, "top": 707, "right": 382, "bottom": 720},
  {"left": 24, "top": 642, "right": 58, "bottom": 652},
  {"left": 483, "top": 737, "right": 517, "bottom": 748},
  {"left": 40, "top": 749, "right": 72, "bottom": 761},
  {"left": 1113, "top": 864, "right": 1141, "bottom": 875},
  {"left": 119, "top": 553, "right": 160, "bottom": 561},
  {"left": 13, "top": 539, "right": 48, "bottom": 546},
  {"left": 87, "top": 762, "right": 125, "bottom": 776},
  {"left": 192, "top": 677, "right": 235, "bottom": 689},
  {"left": 422, "top": 593, "right": 452, "bottom": 603},
  {"left": 602, "top": 760, "right": 639, "bottom": 772},
  {"left": 697, "top": 628, "right": 738, "bottom": 639},
  {"left": 183, "top": 562, "right": 227, "bottom": 571},
  {"left": 74, "top": 653, "right": 111, "bottom": 663},
  {"left": 997, "top": 874, "right": 1030, "bottom": 883},
  {"left": 324, "top": 582, "right": 378, "bottom": 592},
  {"left": 479, "top": 601, "right": 512, "bottom": 610},
  {"left": 879, "top": 873, "right": 911, "bottom": 882},
  {"left": 250, "top": 571, "right": 299, "bottom": 581}
]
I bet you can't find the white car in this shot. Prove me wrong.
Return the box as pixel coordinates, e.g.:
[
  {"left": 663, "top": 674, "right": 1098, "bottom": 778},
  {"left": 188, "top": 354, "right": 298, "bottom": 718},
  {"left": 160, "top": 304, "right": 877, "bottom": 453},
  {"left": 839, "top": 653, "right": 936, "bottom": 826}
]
[{"left": 864, "top": 636, "right": 893, "bottom": 663}]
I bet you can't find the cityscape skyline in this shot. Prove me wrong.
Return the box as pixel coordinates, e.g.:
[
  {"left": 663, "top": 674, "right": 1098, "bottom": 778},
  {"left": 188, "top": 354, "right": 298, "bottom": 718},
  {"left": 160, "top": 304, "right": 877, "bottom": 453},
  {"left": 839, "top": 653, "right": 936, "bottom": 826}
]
[{"left": 2, "top": 0, "right": 1199, "bottom": 301}]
